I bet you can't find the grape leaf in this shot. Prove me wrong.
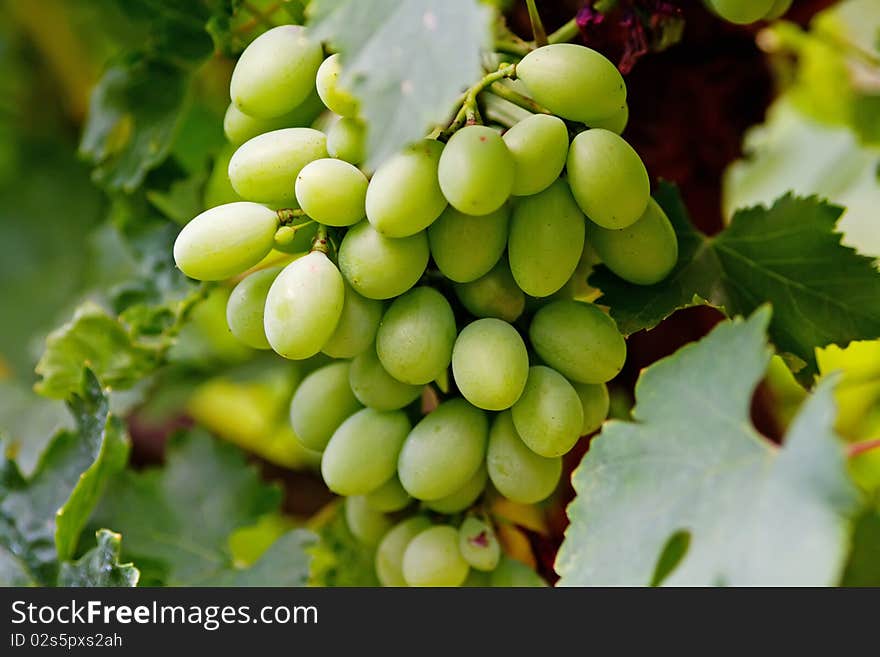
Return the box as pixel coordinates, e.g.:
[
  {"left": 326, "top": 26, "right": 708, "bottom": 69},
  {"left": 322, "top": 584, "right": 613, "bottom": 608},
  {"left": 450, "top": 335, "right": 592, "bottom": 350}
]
[
  {"left": 90, "top": 431, "right": 315, "bottom": 586},
  {"left": 590, "top": 185, "right": 880, "bottom": 376},
  {"left": 840, "top": 506, "right": 880, "bottom": 586},
  {"left": 0, "top": 371, "right": 129, "bottom": 586},
  {"left": 556, "top": 309, "right": 859, "bottom": 586},
  {"left": 58, "top": 530, "right": 139, "bottom": 587},
  {"left": 308, "top": 0, "right": 492, "bottom": 168},
  {"left": 307, "top": 503, "right": 380, "bottom": 587}
]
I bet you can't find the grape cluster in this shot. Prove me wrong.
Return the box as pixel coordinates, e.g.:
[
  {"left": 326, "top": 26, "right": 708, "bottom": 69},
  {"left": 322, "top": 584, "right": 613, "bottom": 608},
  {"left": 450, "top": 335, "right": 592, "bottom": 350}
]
[
  {"left": 704, "top": 0, "right": 792, "bottom": 24},
  {"left": 174, "top": 25, "right": 679, "bottom": 587}
]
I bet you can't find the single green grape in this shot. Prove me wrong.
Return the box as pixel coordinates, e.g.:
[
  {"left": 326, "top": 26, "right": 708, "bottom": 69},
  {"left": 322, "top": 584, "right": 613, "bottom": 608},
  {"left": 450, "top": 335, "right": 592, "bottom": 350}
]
[
  {"left": 228, "top": 128, "right": 327, "bottom": 205},
  {"left": 289, "top": 361, "right": 362, "bottom": 451},
  {"left": 529, "top": 300, "right": 627, "bottom": 384},
  {"left": 230, "top": 25, "right": 323, "bottom": 119},
  {"left": 589, "top": 103, "right": 629, "bottom": 135},
  {"left": 573, "top": 382, "right": 610, "bottom": 435},
  {"left": 272, "top": 219, "right": 319, "bottom": 254},
  {"left": 338, "top": 221, "right": 429, "bottom": 299},
  {"left": 516, "top": 43, "right": 626, "bottom": 123},
  {"left": 452, "top": 319, "right": 529, "bottom": 411},
  {"left": 587, "top": 197, "right": 678, "bottom": 285},
  {"left": 349, "top": 347, "right": 423, "bottom": 411},
  {"left": 321, "top": 408, "right": 411, "bottom": 496},
  {"left": 365, "top": 140, "right": 447, "bottom": 237},
  {"left": 511, "top": 366, "right": 584, "bottom": 457},
  {"left": 173, "top": 202, "right": 278, "bottom": 281},
  {"left": 567, "top": 128, "right": 650, "bottom": 229},
  {"left": 321, "top": 282, "right": 383, "bottom": 359},
  {"left": 490, "top": 556, "right": 547, "bottom": 587},
  {"left": 226, "top": 266, "right": 282, "bottom": 349},
  {"left": 223, "top": 88, "right": 324, "bottom": 146},
  {"left": 295, "top": 158, "right": 367, "bottom": 227},
  {"left": 398, "top": 399, "right": 488, "bottom": 501},
  {"left": 376, "top": 287, "right": 456, "bottom": 385},
  {"left": 375, "top": 516, "right": 432, "bottom": 587},
  {"left": 438, "top": 125, "right": 514, "bottom": 216},
  {"left": 402, "top": 525, "right": 470, "bottom": 587},
  {"left": 365, "top": 476, "right": 412, "bottom": 513},
  {"left": 345, "top": 495, "right": 393, "bottom": 546},
  {"left": 508, "top": 179, "right": 585, "bottom": 297},
  {"left": 458, "top": 517, "right": 501, "bottom": 572},
  {"left": 706, "top": 0, "right": 774, "bottom": 24},
  {"left": 327, "top": 117, "right": 366, "bottom": 166},
  {"left": 454, "top": 257, "right": 525, "bottom": 323},
  {"left": 502, "top": 114, "right": 569, "bottom": 196},
  {"left": 315, "top": 54, "right": 359, "bottom": 117},
  {"left": 462, "top": 569, "right": 492, "bottom": 587},
  {"left": 424, "top": 464, "right": 488, "bottom": 514},
  {"left": 263, "top": 251, "right": 345, "bottom": 359},
  {"left": 427, "top": 204, "right": 509, "bottom": 283},
  {"left": 486, "top": 411, "right": 562, "bottom": 504}
]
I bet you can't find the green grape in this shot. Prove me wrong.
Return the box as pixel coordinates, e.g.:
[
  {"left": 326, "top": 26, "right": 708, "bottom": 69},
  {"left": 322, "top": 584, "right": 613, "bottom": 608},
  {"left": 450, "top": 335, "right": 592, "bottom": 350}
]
[
  {"left": 365, "top": 476, "right": 412, "bottom": 513},
  {"left": 264, "top": 251, "right": 345, "bottom": 359},
  {"left": 230, "top": 25, "right": 323, "bottom": 119},
  {"left": 327, "top": 117, "right": 366, "bottom": 165},
  {"left": 295, "top": 158, "right": 367, "bottom": 227},
  {"left": 529, "top": 300, "right": 627, "bottom": 384},
  {"left": 289, "top": 361, "right": 362, "bottom": 451},
  {"left": 764, "top": 0, "right": 793, "bottom": 20},
  {"left": 502, "top": 114, "right": 569, "bottom": 196},
  {"left": 587, "top": 198, "right": 678, "bottom": 285},
  {"left": 508, "top": 179, "right": 585, "bottom": 297},
  {"left": 589, "top": 103, "right": 629, "bottom": 135},
  {"left": 452, "top": 319, "right": 529, "bottom": 411},
  {"left": 204, "top": 144, "right": 240, "bottom": 208},
  {"left": 173, "top": 202, "right": 278, "bottom": 281},
  {"left": 437, "top": 125, "right": 514, "bottom": 216},
  {"left": 321, "top": 282, "right": 383, "bottom": 359},
  {"left": 516, "top": 43, "right": 626, "bottom": 123},
  {"left": 454, "top": 258, "right": 525, "bottom": 323},
  {"left": 223, "top": 88, "right": 324, "bottom": 146},
  {"left": 376, "top": 287, "right": 456, "bottom": 385},
  {"left": 226, "top": 266, "right": 281, "bottom": 349},
  {"left": 321, "top": 408, "right": 411, "bottom": 496},
  {"left": 486, "top": 411, "right": 562, "bottom": 504},
  {"left": 424, "top": 464, "right": 487, "bottom": 514},
  {"left": 272, "top": 219, "right": 318, "bottom": 254},
  {"left": 427, "top": 204, "right": 509, "bottom": 283},
  {"left": 490, "top": 556, "right": 547, "bottom": 587},
  {"left": 349, "top": 347, "right": 423, "bottom": 411},
  {"left": 228, "top": 127, "right": 327, "bottom": 205},
  {"left": 315, "top": 54, "right": 359, "bottom": 117},
  {"left": 462, "top": 569, "right": 492, "bottom": 587},
  {"left": 402, "top": 525, "right": 470, "bottom": 587},
  {"left": 338, "top": 221, "right": 429, "bottom": 299},
  {"left": 365, "top": 140, "right": 447, "bottom": 237},
  {"left": 573, "top": 382, "right": 610, "bottom": 435},
  {"left": 706, "top": 0, "right": 774, "bottom": 24},
  {"left": 375, "top": 516, "right": 432, "bottom": 586},
  {"left": 458, "top": 517, "right": 501, "bottom": 572},
  {"left": 511, "top": 366, "right": 583, "bottom": 457},
  {"left": 398, "top": 399, "right": 488, "bottom": 501},
  {"left": 567, "top": 128, "right": 650, "bottom": 230},
  {"left": 345, "top": 495, "right": 393, "bottom": 546}
]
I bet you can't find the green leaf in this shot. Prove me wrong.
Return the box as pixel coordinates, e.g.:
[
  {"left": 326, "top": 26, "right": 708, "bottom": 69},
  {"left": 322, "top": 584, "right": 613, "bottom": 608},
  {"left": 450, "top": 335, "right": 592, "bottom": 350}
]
[
  {"left": 308, "top": 503, "right": 380, "bottom": 587},
  {"left": 90, "top": 430, "right": 315, "bottom": 586},
  {"left": 840, "top": 505, "right": 880, "bottom": 586},
  {"left": 58, "top": 530, "right": 139, "bottom": 587},
  {"left": 591, "top": 185, "right": 880, "bottom": 376},
  {"left": 35, "top": 302, "right": 160, "bottom": 400},
  {"left": 309, "top": 0, "right": 492, "bottom": 168},
  {"left": 0, "top": 371, "right": 128, "bottom": 585},
  {"left": 557, "top": 309, "right": 859, "bottom": 586}
]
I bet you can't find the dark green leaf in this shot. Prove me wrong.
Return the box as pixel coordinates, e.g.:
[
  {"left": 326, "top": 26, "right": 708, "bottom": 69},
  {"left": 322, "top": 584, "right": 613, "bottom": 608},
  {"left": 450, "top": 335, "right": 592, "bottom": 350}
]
[
  {"left": 557, "top": 309, "right": 859, "bottom": 586},
  {"left": 308, "top": 503, "right": 380, "bottom": 587},
  {"left": 58, "top": 530, "right": 139, "bottom": 587},
  {"left": 840, "top": 506, "right": 880, "bottom": 586},
  {"left": 309, "top": 0, "right": 492, "bottom": 168}
]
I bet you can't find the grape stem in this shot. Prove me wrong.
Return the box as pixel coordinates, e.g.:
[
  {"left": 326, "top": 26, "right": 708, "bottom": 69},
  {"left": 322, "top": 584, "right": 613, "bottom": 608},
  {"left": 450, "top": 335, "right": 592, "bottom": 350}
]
[
  {"left": 276, "top": 208, "right": 307, "bottom": 226},
  {"left": 487, "top": 82, "right": 552, "bottom": 115},
  {"left": 547, "top": 17, "right": 580, "bottom": 45},
  {"left": 848, "top": 438, "right": 880, "bottom": 458},
  {"left": 311, "top": 224, "right": 330, "bottom": 255},
  {"left": 525, "top": 0, "right": 548, "bottom": 47},
  {"left": 441, "top": 63, "right": 517, "bottom": 139}
]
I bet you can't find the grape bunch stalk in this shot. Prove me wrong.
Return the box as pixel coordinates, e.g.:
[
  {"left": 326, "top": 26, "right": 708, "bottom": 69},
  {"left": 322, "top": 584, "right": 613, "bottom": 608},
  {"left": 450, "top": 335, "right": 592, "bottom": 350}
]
[{"left": 173, "top": 23, "right": 679, "bottom": 587}]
